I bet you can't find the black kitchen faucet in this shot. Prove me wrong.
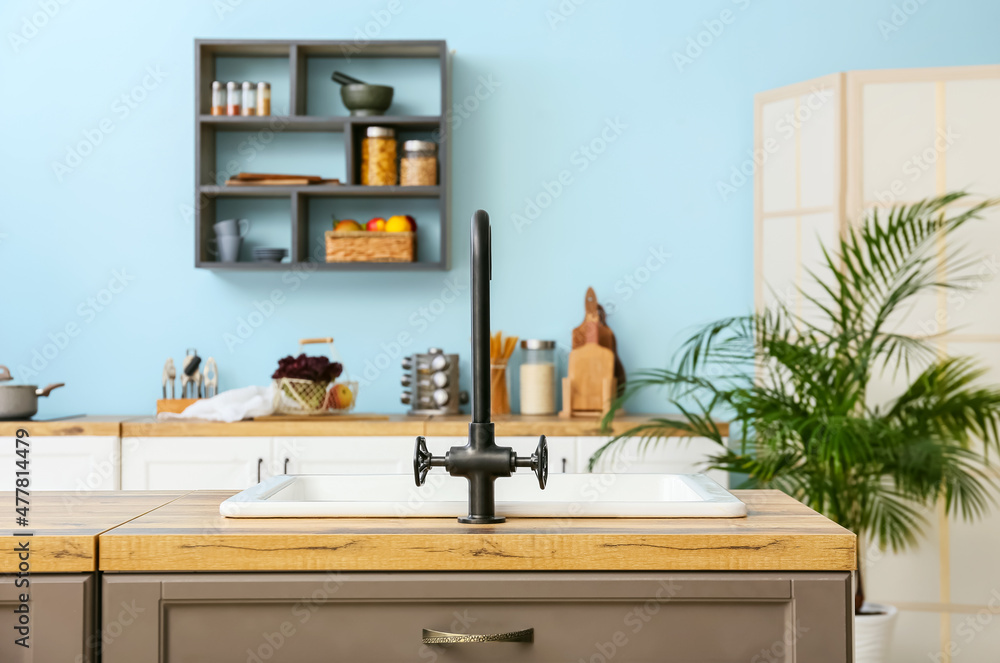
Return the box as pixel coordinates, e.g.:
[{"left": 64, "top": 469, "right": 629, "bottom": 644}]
[{"left": 413, "top": 210, "right": 548, "bottom": 523}]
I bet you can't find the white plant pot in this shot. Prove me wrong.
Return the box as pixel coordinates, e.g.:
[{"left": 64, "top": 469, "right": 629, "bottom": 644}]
[{"left": 855, "top": 602, "right": 898, "bottom": 663}]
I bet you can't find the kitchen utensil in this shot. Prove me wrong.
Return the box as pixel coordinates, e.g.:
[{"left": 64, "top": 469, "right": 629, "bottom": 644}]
[
  {"left": 203, "top": 357, "right": 219, "bottom": 398},
  {"left": 234, "top": 172, "right": 324, "bottom": 183},
  {"left": 156, "top": 398, "right": 199, "bottom": 414},
  {"left": 571, "top": 287, "right": 626, "bottom": 392},
  {"left": 560, "top": 323, "right": 616, "bottom": 418},
  {"left": 226, "top": 177, "right": 312, "bottom": 186},
  {"left": 181, "top": 349, "right": 202, "bottom": 399},
  {"left": 214, "top": 218, "right": 250, "bottom": 237},
  {"left": 0, "top": 365, "right": 65, "bottom": 420},
  {"left": 400, "top": 348, "right": 468, "bottom": 415},
  {"left": 331, "top": 71, "right": 367, "bottom": 86},
  {"left": 217, "top": 234, "right": 242, "bottom": 262},
  {"left": 487, "top": 332, "right": 518, "bottom": 416},
  {"left": 162, "top": 358, "right": 176, "bottom": 399},
  {"left": 340, "top": 83, "right": 394, "bottom": 116}
]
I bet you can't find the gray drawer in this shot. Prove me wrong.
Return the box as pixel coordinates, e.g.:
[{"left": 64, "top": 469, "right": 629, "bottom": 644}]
[
  {"left": 0, "top": 573, "right": 95, "bottom": 663},
  {"left": 104, "top": 572, "right": 852, "bottom": 662}
]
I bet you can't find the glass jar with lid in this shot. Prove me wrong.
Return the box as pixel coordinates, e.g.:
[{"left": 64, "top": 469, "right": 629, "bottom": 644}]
[
  {"left": 360, "top": 126, "right": 398, "bottom": 186},
  {"left": 519, "top": 340, "right": 557, "bottom": 415},
  {"left": 400, "top": 140, "right": 438, "bottom": 186}
]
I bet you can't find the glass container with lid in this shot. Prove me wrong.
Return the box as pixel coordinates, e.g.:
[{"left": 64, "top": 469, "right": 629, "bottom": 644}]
[
  {"left": 400, "top": 139, "right": 438, "bottom": 186},
  {"left": 519, "top": 339, "right": 557, "bottom": 415},
  {"left": 360, "top": 126, "right": 398, "bottom": 186}
]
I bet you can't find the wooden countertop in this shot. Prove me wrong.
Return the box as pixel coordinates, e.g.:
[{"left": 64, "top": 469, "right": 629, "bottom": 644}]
[
  {"left": 2, "top": 414, "right": 727, "bottom": 438},
  {"left": 0, "top": 492, "right": 186, "bottom": 572},
  {"left": 0, "top": 415, "right": 122, "bottom": 437},
  {"left": 98, "top": 490, "right": 854, "bottom": 573},
  {"left": 119, "top": 413, "right": 726, "bottom": 437}
]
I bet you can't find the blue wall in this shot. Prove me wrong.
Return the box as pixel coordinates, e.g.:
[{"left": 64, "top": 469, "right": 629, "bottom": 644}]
[{"left": 2, "top": 0, "right": 999, "bottom": 417}]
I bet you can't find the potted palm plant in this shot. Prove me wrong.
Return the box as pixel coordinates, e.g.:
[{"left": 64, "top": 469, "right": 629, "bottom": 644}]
[{"left": 590, "top": 193, "right": 1000, "bottom": 663}]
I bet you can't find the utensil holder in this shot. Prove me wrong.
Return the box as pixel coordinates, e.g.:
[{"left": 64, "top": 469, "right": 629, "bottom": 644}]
[{"left": 490, "top": 364, "right": 510, "bottom": 415}]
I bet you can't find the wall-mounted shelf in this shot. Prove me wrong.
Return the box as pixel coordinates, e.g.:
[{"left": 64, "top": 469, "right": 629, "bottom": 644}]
[{"left": 194, "top": 39, "right": 450, "bottom": 271}]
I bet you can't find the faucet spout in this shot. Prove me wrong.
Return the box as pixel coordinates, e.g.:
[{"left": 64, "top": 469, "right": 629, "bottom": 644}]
[
  {"left": 471, "top": 209, "right": 491, "bottom": 424},
  {"left": 412, "top": 210, "right": 547, "bottom": 524}
]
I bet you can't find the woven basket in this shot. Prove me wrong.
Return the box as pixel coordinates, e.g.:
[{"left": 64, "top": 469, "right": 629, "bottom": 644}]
[
  {"left": 325, "top": 231, "right": 415, "bottom": 263},
  {"left": 272, "top": 378, "right": 359, "bottom": 415}
]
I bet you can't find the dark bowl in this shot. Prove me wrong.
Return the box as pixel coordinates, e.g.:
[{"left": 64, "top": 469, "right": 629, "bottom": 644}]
[{"left": 340, "top": 84, "right": 393, "bottom": 117}]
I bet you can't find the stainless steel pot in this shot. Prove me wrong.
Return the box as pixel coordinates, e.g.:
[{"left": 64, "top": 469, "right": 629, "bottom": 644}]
[{"left": 0, "top": 365, "right": 65, "bottom": 420}]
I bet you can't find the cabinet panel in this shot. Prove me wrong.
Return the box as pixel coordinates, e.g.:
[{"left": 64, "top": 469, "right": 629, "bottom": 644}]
[
  {"left": 121, "top": 437, "right": 272, "bottom": 490},
  {"left": 945, "top": 79, "right": 1000, "bottom": 193},
  {"left": 575, "top": 436, "right": 729, "bottom": 487},
  {"left": 0, "top": 436, "right": 119, "bottom": 491},
  {"left": 862, "top": 81, "right": 937, "bottom": 203},
  {"left": 761, "top": 97, "right": 798, "bottom": 213},
  {"left": 275, "top": 436, "right": 414, "bottom": 475},
  {"left": 103, "top": 572, "right": 851, "bottom": 663},
  {"left": 0, "top": 574, "right": 95, "bottom": 663}
]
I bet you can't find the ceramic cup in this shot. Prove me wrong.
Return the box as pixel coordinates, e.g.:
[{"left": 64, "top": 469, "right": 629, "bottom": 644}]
[
  {"left": 217, "top": 234, "right": 243, "bottom": 262},
  {"left": 214, "top": 218, "right": 250, "bottom": 237}
]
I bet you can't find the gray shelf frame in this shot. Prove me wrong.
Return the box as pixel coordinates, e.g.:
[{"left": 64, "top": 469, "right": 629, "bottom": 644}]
[{"left": 194, "top": 39, "right": 450, "bottom": 271}]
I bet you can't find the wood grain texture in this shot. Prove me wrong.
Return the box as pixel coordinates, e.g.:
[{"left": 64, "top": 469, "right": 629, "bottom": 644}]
[
  {"left": 0, "top": 416, "right": 121, "bottom": 437},
  {"left": 0, "top": 492, "right": 186, "bottom": 572},
  {"left": 424, "top": 414, "right": 729, "bottom": 437},
  {"left": 120, "top": 414, "right": 727, "bottom": 437},
  {"left": 98, "top": 490, "right": 855, "bottom": 573}
]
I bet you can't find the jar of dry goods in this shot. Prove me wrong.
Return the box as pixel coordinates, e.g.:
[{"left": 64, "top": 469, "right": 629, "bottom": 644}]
[
  {"left": 519, "top": 340, "right": 556, "bottom": 415},
  {"left": 361, "top": 126, "right": 397, "bottom": 186},
  {"left": 211, "top": 81, "right": 225, "bottom": 116},
  {"left": 400, "top": 140, "right": 438, "bottom": 186},
  {"left": 226, "top": 81, "right": 241, "bottom": 116},
  {"left": 241, "top": 81, "right": 256, "bottom": 116},
  {"left": 256, "top": 81, "right": 271, "bottom": 116}
]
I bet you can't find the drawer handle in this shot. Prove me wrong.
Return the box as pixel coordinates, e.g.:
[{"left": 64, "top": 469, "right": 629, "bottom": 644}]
[{"left": 422, "top": 628, "right": 533, "bottom": 644}]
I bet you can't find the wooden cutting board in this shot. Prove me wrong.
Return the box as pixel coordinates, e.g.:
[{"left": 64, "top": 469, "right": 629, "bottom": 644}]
[
  {"left": 566, "top": 322, "right": 616, "bottom": 413},
  {"left": 571, "top": 287, "right": 626, "bottom": 391}
]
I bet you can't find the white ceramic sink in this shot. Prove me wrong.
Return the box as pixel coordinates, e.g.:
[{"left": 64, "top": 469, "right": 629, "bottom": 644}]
[{"left": 220, "top": 473, "right": 746, "bottom": 519}]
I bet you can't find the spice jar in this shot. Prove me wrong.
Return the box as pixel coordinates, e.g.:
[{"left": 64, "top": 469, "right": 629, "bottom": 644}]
[
  {"left": 210, "top": 81, "right": 225, "bottom": 116},
  {"left": 256, "top": 82, "right": 271, "bottom": 116},
  {"left": 400, "top": 140, "right": 438, "bottom": 186},
  {"left": 241, "top": 81, "right": 256, "bottom": 116},
  {"left": 519, "top": 340, "right": 556, "bottom": 415},
  {"left": 226, "top": 81, "right": 241, "bottom": 116},
  {"left": 360, "top": 126, "right": 397, "bottom": 186}
]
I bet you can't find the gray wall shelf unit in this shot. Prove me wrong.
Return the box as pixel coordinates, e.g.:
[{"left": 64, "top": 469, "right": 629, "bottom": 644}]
[{"left": 194, "top": 39, "right": 450, "bottom": 271}]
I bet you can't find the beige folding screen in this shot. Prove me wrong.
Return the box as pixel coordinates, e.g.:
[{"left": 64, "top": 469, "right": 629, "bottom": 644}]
[{"left": 755, "top": 65, "right": 1000, "bottom": 663}]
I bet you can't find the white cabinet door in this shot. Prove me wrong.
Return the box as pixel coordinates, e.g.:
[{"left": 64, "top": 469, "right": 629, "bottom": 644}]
[
  {"left": 121, "top": 437, "right": 272, "bottom": 490},
  {"left": 575, "top": 436, "right": 730, "bottom": 487},
  {"left": 0, "top": 436, "right": 120, "bottom": 491},
  {"left": 275, "top": 437, "right": 415, "bottom": 475}
]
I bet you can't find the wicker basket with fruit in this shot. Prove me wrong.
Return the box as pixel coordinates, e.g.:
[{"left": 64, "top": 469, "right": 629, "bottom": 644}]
[{"left": 271, "top": 340, "right": 358, "bottom": 415}]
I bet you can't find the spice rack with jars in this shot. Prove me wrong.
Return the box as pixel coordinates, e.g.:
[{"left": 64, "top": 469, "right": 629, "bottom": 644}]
[{"left": 194, "top": 39, "right": 449, "bottom": 271}]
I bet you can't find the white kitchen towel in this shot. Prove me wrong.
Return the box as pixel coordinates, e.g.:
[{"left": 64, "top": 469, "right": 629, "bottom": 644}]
[{"left": 157, "top": 385, "right": 275, "bottom": 422}]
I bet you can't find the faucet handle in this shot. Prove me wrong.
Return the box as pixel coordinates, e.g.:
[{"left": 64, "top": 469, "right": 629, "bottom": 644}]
[
  {"left": 413, "top": 436, "right": 446, "bottom": 487},
  {"left": 515, "top": 435, "right": 548, "bottom": 490}
]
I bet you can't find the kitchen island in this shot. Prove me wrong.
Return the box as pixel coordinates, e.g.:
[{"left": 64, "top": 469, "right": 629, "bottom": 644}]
[{"left": 3, "top": 489, "right": 855, "bottom": 662}]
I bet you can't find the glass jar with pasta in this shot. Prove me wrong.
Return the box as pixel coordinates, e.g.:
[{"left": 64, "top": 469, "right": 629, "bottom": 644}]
[
  {"left": 360, "top": 126, "right": 397, "bottom": 186},
  {"left": 400, "top": 140, "right": 438, "bottom": 186}
]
